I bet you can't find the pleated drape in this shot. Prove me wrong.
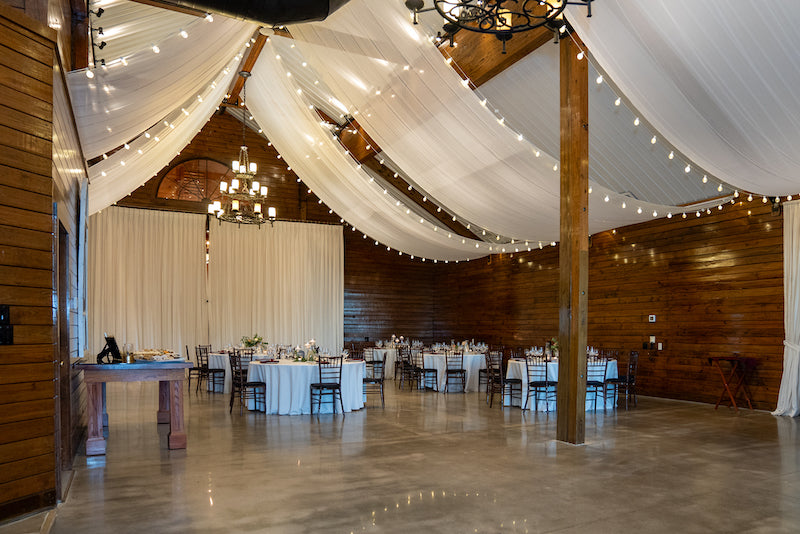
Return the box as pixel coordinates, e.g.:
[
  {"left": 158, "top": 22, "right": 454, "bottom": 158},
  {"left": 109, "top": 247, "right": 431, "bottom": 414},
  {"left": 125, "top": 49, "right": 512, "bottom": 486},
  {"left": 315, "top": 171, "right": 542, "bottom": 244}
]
[
  {"left": 207, "top": 221, "right": 344, "bottom": 353},
  {"left": 87, "top": 207, "right": 208, "bottom": 355},
  {"left": 773, "top": 201, "right": 800, "bottom": 416}
]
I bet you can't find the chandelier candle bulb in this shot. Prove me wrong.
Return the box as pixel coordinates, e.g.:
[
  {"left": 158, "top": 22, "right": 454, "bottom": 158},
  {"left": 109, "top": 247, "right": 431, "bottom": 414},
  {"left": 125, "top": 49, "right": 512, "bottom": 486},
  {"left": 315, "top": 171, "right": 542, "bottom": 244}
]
[
  {"left": 260, "top": 186, "right": 268, "bottom": 196},
  {"left": 254, "top": 203, "right": 261, "bottom": 214},
  {"left": 231, "top": 178, "right": 240, "bottom": 191},
  {"left": 220, "top": 181, "right": 228, "bottom": 192},
  {"left": 231, "top": 200, "right": 240, "bottom": 212}
]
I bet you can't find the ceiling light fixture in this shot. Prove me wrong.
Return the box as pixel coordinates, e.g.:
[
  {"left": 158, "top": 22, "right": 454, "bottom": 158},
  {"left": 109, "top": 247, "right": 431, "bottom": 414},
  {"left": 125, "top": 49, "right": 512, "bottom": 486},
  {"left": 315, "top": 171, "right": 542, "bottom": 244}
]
[
  {"left": 209, "top": 71, "right": 275, "bottom": 226},
  {"left": 406, "top": 0, "right": 594, "bottom": 54}
]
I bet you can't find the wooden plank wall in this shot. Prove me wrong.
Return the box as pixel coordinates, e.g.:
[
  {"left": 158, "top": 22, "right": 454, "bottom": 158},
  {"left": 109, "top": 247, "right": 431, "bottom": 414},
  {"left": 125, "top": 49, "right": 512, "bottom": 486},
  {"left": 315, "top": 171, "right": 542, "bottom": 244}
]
[
  {"left": 436, "top": 200, "right": 784, "bottom": 410},
  {"left": 343, "top": 231, "right": 437, "bottom": 345},
  {"left": 52, "top": 59, "right": 88, "bottom": 473},
  {"left": 0, "top": 2, "right": 58, "bottom": 520}
]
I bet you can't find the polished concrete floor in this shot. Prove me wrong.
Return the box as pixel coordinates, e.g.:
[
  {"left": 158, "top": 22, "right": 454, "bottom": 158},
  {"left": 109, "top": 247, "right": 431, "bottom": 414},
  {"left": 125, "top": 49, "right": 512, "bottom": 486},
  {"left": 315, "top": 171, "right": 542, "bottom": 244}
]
[{"left": 45, "top": 382, "right": 800, "bottom": 533}]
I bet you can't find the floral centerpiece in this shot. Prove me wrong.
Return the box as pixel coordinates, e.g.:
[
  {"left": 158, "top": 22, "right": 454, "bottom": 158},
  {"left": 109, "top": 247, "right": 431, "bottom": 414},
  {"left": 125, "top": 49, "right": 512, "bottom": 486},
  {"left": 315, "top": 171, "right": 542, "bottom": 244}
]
[
  {"left": 550, "top": 336, "right": 559, "bottom": 358},
  {"left": 242, "top": 334, "right": 263, "bottom": 348},
  {"left": 292, "top": 339, "right": 318, "bottom": 362}
]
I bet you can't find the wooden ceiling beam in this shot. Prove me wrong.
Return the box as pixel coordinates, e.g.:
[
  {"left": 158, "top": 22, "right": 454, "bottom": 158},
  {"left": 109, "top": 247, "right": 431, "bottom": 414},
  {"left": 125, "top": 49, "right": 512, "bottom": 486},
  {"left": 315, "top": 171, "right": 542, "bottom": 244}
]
[
  {"left": 439, "top": 26, "right": 554, "bottom": 87},
  {"left": 227, "top": 32, "right": 268, "bottom": 106}
]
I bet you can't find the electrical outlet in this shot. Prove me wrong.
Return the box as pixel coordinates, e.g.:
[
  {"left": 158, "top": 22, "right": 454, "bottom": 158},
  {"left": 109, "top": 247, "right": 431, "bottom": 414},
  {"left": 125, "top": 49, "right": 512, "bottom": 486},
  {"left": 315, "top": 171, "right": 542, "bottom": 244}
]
[
  {"left": 0, "top": 325, "right": 12, "bottom": 345},
  {"left": 658, "top": 342, "right": 663, "bottom": 350},
  {"left": 648, "top": 314, "right": 656, "bottom": 323}
]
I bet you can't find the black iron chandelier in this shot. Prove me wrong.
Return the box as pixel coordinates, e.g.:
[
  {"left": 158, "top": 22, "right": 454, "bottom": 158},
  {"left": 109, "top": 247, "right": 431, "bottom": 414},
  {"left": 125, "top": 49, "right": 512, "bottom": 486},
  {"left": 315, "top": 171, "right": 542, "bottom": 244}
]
[
  {"left": 405, "top": 0, "right": 594, "bottom": 52},
  {"left": 208, "top": 71, "right": 276, "bottom": 226}
]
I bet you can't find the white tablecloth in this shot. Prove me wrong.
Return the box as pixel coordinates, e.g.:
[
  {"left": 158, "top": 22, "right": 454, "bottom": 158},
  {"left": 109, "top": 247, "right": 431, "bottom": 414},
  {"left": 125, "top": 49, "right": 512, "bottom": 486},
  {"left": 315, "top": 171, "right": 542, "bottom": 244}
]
[
  {"left": 423, "top": 352, "right": 486, "bottom": 392},
  {"left": 372, "top": 348, "right": 398, "bottom": 379},
  {"left": 247, "top": 360, "right": 366, "bottom": 415},
  {"left": 504, "top": 359, "right": 618, "bottom": 410},
  {"left": 208, "top": 353, "right": 231, "bottom": 394}
]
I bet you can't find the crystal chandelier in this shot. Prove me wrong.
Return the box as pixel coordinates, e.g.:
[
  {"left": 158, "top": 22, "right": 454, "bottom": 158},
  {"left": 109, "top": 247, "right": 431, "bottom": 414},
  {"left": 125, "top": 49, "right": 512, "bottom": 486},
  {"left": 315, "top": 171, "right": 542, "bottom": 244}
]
[{"left": 208, "top": 71, "right": 276, "bottom": 225}]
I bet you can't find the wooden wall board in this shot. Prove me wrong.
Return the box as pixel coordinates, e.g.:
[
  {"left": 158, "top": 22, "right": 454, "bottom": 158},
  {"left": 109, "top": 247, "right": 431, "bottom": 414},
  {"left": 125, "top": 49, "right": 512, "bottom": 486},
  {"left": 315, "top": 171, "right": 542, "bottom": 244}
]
[{"left": 0, "top": 2, "right": 57, "bottom": 521}]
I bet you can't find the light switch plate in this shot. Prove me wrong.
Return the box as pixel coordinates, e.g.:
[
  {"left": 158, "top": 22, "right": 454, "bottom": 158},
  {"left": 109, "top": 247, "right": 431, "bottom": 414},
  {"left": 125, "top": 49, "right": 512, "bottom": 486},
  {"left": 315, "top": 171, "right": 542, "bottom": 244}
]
[{"left": 648, "top": 314, "right": 656, "bottom": 323}]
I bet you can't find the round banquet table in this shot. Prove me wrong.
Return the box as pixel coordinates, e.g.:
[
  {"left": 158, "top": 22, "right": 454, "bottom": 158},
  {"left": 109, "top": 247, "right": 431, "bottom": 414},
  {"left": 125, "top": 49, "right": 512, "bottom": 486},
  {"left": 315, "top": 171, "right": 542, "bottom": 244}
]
[
  {"left": 423, "top": 352, "right": 486, "bottom": 392},
  {"left": 247, "top": 360, "right": 366, "bottom": 415},
  {"left": 504, "top": 359, "right": 618, "bottom": 410}
]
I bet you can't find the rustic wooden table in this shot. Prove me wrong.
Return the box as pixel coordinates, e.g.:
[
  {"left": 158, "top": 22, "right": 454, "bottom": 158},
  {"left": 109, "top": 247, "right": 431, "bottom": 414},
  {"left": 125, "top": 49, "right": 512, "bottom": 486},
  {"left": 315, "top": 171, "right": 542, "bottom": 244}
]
[{"left": 75, "top": 362, "right": 193, "bottom": 455}]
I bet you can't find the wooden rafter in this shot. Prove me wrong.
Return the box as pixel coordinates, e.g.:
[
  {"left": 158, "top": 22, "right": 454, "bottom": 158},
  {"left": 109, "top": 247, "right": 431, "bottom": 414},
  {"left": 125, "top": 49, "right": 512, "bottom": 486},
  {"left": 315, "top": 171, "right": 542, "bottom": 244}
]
[
  {"left": 438, "top": 26, "right": 554, "bottom": 87},
  {"left": 227, "top": 33, "right": 268, "bottom": 106}
]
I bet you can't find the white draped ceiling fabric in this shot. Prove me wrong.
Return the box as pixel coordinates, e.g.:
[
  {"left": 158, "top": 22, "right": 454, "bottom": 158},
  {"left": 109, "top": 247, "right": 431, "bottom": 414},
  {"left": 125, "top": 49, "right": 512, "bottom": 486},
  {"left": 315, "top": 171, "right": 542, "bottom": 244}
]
[
  {"left": 87, "top": 207, "right": 208, "bottom": 355},
  {"left": 206, "top": 221, "right": 344, "bottom": 353},
  {"left": 68, "top": 16, "right": 255, "bottom": 159},
  {"left": 567, "top": 0, "right": 800, "bottom": 196},
  {"left": 773, "top": 201, "right": 800, "bottom": 416},
  {"left": 285, "top": 0, "right": 720, "bottom": 245},
  {"left": 66, "top": 4, "right": 256, "bottom": 215},
  {"left": 246, "top": 38, "right": 487, "bottom": 261}
]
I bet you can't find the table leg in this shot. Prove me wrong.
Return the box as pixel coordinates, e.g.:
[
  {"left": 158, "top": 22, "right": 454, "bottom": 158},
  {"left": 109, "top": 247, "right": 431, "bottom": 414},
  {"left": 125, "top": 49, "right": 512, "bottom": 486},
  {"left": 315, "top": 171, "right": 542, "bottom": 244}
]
[
  {"left": 167, "top": 380, "right": 187, "bottom": 449},
  {"left": 101, "top": 382, "right": 108, "bottom": 427},
  {"left": 85, "top": 382, "right": 107, "bottom": 456},
  {"left": 157, "top": 380, "right": 170, "bottom": 424},
  {"left": 730, "top": 367, "right": 754, "bottom": 410},
  {"left": 713, "top": 361, "right": 739, "bottom": 412}
]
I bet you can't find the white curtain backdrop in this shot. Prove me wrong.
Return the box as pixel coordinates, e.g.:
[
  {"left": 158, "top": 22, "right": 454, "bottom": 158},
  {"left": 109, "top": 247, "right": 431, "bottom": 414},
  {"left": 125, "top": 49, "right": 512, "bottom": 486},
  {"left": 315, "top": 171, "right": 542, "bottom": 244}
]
[
  {"left": 87, "top": 206, "right": 208, "bottom": 356},
  {"left": 773, "top": 201, "right": 800, "bottom": 416},
  {"left": 207, "top": 221, "right": 344, "bottom": 354}
]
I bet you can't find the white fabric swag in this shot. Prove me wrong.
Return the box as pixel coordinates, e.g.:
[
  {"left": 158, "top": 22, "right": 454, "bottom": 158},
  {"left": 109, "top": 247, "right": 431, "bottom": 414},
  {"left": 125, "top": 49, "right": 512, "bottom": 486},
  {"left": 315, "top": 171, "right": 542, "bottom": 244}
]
[
  {"left": 207, "top": 221, "right": 344, "bottom": 354},
  {"left": 67, "top": 16, "right": 255, "bottom": 159},
  {"left": 773, "top": 201, "right": 800, "bottom": 416},
  {"left": 87, "top": 207, "right": 208, "bottom": 355}
]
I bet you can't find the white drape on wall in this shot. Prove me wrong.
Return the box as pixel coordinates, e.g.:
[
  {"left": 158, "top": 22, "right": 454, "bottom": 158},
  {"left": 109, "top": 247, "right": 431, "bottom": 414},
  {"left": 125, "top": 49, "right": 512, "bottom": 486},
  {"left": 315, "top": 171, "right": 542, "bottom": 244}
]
[
  {"left": 207, "top": 221, "right": 344, "bottom": 354},
  {"left": 87, "top": 207, "right": 208, "bottom": 355},
  {"left": 773, "top": 201, "right": 800, "bottom": 416}
]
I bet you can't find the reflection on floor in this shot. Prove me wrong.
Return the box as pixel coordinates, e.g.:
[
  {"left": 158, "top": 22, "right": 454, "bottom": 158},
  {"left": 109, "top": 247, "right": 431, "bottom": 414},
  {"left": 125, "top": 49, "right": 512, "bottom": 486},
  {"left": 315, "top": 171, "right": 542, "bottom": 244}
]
[{"left": 48, "top": 381, "right": 800, "bottom": 533}]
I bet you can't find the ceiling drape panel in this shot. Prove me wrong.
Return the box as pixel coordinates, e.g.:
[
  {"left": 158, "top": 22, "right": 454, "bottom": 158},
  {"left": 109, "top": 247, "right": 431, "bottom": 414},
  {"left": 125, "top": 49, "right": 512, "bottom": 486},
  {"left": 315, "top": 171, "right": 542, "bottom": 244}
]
[
  {"left": 87, "top": 206, "right": 208, "bottom": 355},
  {"left": 86, "top": 55, "right": 241, "bottom": 214},
  {"left": 287, "top": 0, "right": 705, "bottom": 243},
  {"left": 567, "top": 0, "right": 800, "bottom": 196},
  {"left": 67, "top": 15, "right": 255, "bottom": 159},
  {"left": 207, "top": 221, "right": 344, "bottom": 354},
  {"left": 246, "top": 39, "right": 488, "bottom": 261},
  {"left": 479, "top": 46, "right": 732, "bottom": 206}
]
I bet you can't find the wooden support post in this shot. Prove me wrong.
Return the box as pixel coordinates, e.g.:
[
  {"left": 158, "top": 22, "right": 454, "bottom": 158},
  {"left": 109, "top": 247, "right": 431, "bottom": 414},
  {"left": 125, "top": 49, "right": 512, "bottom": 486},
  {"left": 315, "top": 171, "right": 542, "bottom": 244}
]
[{"left": 556, "top": 32, "right": 589, "bottom": 445}]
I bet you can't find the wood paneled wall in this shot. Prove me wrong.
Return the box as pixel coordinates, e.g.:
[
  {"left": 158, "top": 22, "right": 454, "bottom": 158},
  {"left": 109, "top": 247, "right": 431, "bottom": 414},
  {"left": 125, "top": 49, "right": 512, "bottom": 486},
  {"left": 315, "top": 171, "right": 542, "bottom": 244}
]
[
  {"left": 0, "top": 2, "right": 58, "bottom": 520},
  {"left": 435, "top": 200, "right": 784, "bottom": 410},
  {"left": 343, "top": 231, "right": 437, "bottom": 345},
  {"left": 52, "top": 60, "right": 88, "bottom": 479}
]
